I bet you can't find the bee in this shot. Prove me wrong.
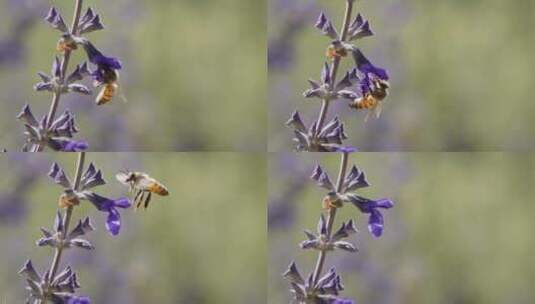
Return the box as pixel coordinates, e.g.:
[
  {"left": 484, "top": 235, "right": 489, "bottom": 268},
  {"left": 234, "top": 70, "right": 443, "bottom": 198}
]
[
  {"left": 326, "top": 40, "right": 348, "bottom": 59},
  {"left": 349, "top": 79, "right": 389, "bottom": 121},
  {"left": 95, "top": 68, "right": 120, "bottom": 105},
  {"left": 116, "top": 171, "right": 169, "bottom": 209},
  {"left": 56, "top": 34, "right": 78, "bottom": 53},
  {"left": 322, "top": 193, "right": 343, "bottom": 210}
]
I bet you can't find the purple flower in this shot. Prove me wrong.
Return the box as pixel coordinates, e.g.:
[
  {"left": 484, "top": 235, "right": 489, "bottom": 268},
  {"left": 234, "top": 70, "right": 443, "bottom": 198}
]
[
  {"left": 286, "top": 111, "right": 350, "bottom": 152},
  {"left": 348, "top": 13, "right": 373, "bottom": 41},
  {"left": 82, "top": 41, "right": 121, "bottom": 69},
  {"left": 315, "top": 12, "right": 339, "bottom": 39},
  {"left": 45, "top": 7, "right": 68, "bottom": 33},
  {"left": 82, "top": 192, "right": 130, "bottom": 236},
  {"left": 67, "top": 296, "right": 91, "bottom": 304},
  {"left": 344, "top": 194, "right": 394, "bottom": 237},
  {"left": 48, "top": 138, "right": 89, "bottom": 152},
  {"left": 17, "top": 105, "right": 88, "bottom": 152},
  {"left": 78, "top": 8, "right": 104, "bottom": 34},
  {"left": 334, "top": 299, "right": 355, "bottom": 304},
  {"left": 352, "top": 48, "right": 389, "bottom": 81},
  {"left": 334, "top": 146, "right": 358, "bottom": 153}
]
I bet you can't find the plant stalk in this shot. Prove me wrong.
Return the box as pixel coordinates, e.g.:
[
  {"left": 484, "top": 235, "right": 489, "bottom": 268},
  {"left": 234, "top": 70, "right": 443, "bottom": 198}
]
[
  {"left": 311, "top": 152, "right": 349, "bottom": 285},
  {"left": 33, "top": 0, "right": 84, "bottom": 152}
]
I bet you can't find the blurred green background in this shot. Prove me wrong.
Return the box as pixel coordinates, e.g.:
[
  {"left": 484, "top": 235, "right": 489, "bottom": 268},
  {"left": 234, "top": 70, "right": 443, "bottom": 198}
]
[
  {"left": 269, "top": 0, "right": 535, "bottom": 151},
  {"left": 1, "top": 0, "right": 265, "bottom": 151},
  {"left": 0, "top": 152, "right": 266, "bottom": 303},
  {"left": 269, "top": 153, "right": 535, "bottom": 303}
]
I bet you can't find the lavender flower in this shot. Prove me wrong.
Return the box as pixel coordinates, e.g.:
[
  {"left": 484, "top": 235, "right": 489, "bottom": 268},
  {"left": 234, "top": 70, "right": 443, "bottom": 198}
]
[
  {"left": 18, "top": 1, "right": 125, "bottom": 151},
  {"left": 283, "top": 151, "right": 395, "bottom": 303},
  {"left": 20, "top": 152, "right": 131, "bottom": 302},
  {"left": 48, "top": 161, "right": 131, "bottom": 236},
  {"left": 67, "top": 295, "right": 92, "bottom": 304},
  {"left": 17, "top": 104, "right": 88, "bottom": 152},
  {"left": 81, "top": 40, "right": 122, "bottom": 85},
  {"left": 286, "top": 0, "right": 391, "bottom": 151}
]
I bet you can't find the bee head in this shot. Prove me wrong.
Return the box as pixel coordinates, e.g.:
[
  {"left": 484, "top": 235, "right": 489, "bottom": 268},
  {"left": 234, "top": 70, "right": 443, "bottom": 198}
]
[{"left": 125, "top": 172, "right": 136, "bottom": 182}]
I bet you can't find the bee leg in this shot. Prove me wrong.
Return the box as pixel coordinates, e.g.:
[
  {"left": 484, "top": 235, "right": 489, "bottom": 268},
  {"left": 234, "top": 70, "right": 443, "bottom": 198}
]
[
  {"left": 144, "top": 192, "right": 152, "bottom": 209},
  {"left": 136, "top": 191, "right": 145, "bottom": 209},
  {"left": 133, "top": 190, "right": 143, "bottom": 208}
]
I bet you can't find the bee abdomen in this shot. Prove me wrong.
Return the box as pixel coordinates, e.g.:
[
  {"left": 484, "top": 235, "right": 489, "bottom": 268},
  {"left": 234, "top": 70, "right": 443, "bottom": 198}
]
[
  {"left": 350, "top": 95, "right": 377, "bottom": 110},
  {"left": 96, "top": 83, "right": 117, "bottom": 105},
  {"left": 149, "top": 183, "right": 169, "bottom": 196}
]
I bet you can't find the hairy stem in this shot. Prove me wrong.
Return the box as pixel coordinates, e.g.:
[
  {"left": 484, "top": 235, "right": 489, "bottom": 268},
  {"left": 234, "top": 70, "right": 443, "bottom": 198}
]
[
  {"left": 46, "top": 152, "right": 86, "bottom": 287},
  {"left": 314, "top": 0, "right": 355, "bottom": 139},
  {"left": 33, "top": 0, "right": 84, "bottom": 152},
  {"left": 311, "top": 152, "right": 349, "bottom": 285}
]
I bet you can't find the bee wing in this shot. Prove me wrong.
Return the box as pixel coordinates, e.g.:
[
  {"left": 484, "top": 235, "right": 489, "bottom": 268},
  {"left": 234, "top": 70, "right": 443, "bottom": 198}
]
[
  {"left": 115, "top": 172, "right": 131, "bottom": 185},
  {"left": 374, "top": 103, "right": 383, "bottom": 119},
  {"left": 134, "top": 176, "right": 157, "bottom": 191},
  {"left": 364, "top": 111, "right": 372, "bottom": 123}
]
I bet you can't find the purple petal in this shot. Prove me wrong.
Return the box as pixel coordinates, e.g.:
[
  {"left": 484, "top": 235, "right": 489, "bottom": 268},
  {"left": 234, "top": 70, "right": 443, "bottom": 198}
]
[
  {"left": 352, "top": 49, "right": 389, "bottom": 81},
  {"left": 368, "top": 209, "right": 384, "bottom": 237},
  {"left": 375, "top": 198, "right": 394, "bottom": 209},
  {"left": 106, "top": 208, "right": 121, "bottom": 236},
  {"left": 334, "top": 146, "right": 358, "bottom": 153},
  {"left": 67, "top": 296, "right": 91, "bottom": 304},
  {"left": 113, "top": 197, "right": 131, "bottom": 209}
]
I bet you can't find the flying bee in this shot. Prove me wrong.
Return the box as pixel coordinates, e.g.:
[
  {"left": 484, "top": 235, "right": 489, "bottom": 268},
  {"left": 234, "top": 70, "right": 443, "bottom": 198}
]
[
  {"left": 95, "top": 67, "right": 120, "bottom": 105},
  {"left": 116, "top": 171, "right": 169, "bottom": 209},
  {"left": 349, "top": 79, "right": 390, "bottom": 121}
]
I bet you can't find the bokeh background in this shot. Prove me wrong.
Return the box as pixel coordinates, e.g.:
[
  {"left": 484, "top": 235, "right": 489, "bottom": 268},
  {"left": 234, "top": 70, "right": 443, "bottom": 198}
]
[
  {"left": 269, "top": 153, "right": 535, "bottom": 303},
  {"left": 0, "top": 0, "right": 265, "bottom": 151},
  {"left": 0, "top": 152, "right": 266, "bottom": 303},
  {"left": 269, "top": 0, "right": 535, "bottom": 151}
]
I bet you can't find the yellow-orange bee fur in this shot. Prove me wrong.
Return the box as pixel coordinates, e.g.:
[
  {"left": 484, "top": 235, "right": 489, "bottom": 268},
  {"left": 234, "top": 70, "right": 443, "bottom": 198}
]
[
  {"left": 349, "top": 79, "right": 390, "bottom": 121},
  {"left": 95, "top": 68, "right": 120, "bottom": 105},
  {"left": 326, "top": 43, "right": 348, "bottom": 60},
  {"left": 96, "top": 83, "right": 118, "bottom": 105}
]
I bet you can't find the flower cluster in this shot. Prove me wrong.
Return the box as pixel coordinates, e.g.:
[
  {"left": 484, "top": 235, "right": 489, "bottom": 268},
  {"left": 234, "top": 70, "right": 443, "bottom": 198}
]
[
  {"left": 49, "top": 162, "right": 131, "bottom": 235},
  {"left": 286, "top": 0, "right": 390, "bottom": 151},
  {"left": 312, "top": 163, "right": 394, "bottom": 238},
  {"left": 19, "top": 260, "right": 85, "bottom": 303},
  {"left": 283, "top": 262, "right": 346, "bottom": 304},
  {"left": 284, "top": 152, "right": 394, "bottom": 303},
  {"left": 17, "top": 3, "right": 123, "bottom": 152},
  {"left": 17, "top": 104, "right": 88, "bottom": 152},
  {"left": 19, "top": 153, "right": 131, "bottom": 303}
]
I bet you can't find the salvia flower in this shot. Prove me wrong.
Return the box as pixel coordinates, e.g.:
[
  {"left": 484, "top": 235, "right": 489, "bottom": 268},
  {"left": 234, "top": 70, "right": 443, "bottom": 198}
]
[
  {"left": 300, "top": 215, "right": 358, "bottom": 253},
  {"left": 315, "top": 12, "right": 339, "bottom": 40},
  {"left": 342, "top": 194, "right": 394, "bottom": 237},
  {"left": 303, "top": 63, "right": 360, "bottom": 101},
  {"left": 67, "top": 296, "right": 92, "bottom": 304},
  {"left": 286, "top": 111, "right": 348, "bottom": 152},
  {"left": 78, "top": 8, "right": 104, "bottom": 34},
  {"left": 45, "top": 7, "right": 68, "bottom": 33},
  {"left": 283, "top": 262, "right": 345, "bottom": 304},
  {"left": 34, "top": 57, "right": 91, "bottom": 95},
  {"left": 48, "top": 162, "right": 131, "bottom": 236},
  {"left": 347, "top": 14, "right": 373, "bottom": 41},
  {"left": 333, "top": 299, "right": 355, "bottom": 304},
  {"left": 17, "top": 105, "right": 88, "bottom": 152},
  {"left": 81, "top": 40, "right": 122, "bottom": 85},
  {"left": 81, "top": 192, "right": 131, "bottom": 236},
  {"left": 19, "top": 260, "right": 82, "bottom": 303},
  {"left": 352, "top": 49, "right": 388, "bottom": 82},
  {"left": 311, "top": 162, "right": 394, "bottom": 237},
  {"left": 37, "top": 212, "right": 95, "bottom": 250}
]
